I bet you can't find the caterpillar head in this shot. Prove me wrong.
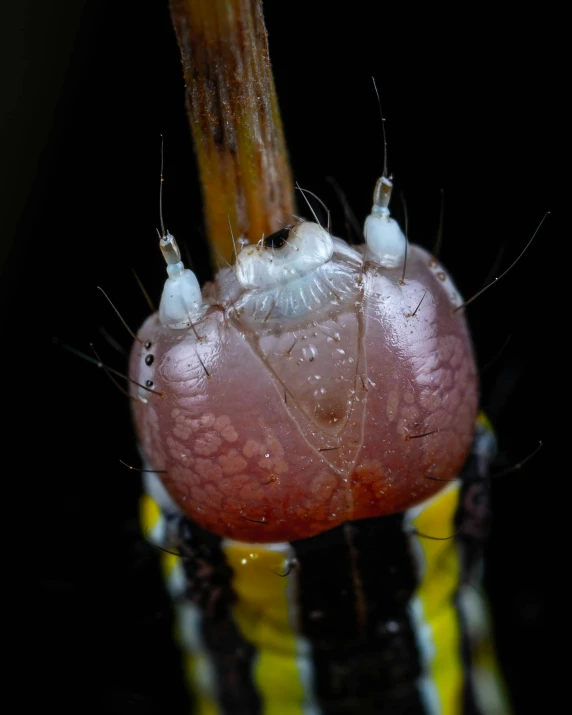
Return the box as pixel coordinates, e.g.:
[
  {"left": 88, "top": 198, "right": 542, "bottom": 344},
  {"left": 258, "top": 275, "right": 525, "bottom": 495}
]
[{"left": 130, "top": 198, "right": 477, "bottom": 542}]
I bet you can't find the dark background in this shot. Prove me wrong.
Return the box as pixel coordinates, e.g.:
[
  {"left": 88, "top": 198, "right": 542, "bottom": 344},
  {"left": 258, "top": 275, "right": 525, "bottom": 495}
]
[{"left": 2, "top": 1, "right": 562, "bottom": 712}]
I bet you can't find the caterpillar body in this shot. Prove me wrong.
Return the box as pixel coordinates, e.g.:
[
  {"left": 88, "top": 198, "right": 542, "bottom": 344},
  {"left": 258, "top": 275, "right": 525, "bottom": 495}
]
[
  {"left": 122, "top": 2, "right": 511, "bottom": 712},
  {"left": 140, "top": 414, "right": 505, "bottom": 714},
  {"left": 32, "top": 0, "right": 554, "bottom": 712}
]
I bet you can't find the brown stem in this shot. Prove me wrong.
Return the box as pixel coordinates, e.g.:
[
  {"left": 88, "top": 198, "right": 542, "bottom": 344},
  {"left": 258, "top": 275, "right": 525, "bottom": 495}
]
[{"left": 169, "top": 0, "right": 295, "bottom": 264}]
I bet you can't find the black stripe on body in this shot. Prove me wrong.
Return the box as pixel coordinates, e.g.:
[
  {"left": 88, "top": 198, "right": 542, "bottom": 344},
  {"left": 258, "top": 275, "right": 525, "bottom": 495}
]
[
  {"left": 454, "top": 419, "right": 497, "bottom": 715},
  {"left": 456, "top": 420, "right": 494, "bottom": 578},
  {"left": 176, "top": 517, "right": 261, "bottom": 715},
  {"left": 292, "top": 513, "right": 427, "bottom": 715}
]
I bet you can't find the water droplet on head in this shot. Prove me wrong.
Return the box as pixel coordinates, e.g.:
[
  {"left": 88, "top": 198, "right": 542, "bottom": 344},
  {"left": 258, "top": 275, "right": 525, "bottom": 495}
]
[{"left": 302, "top": 344, "right": 318, "bottom": 361}]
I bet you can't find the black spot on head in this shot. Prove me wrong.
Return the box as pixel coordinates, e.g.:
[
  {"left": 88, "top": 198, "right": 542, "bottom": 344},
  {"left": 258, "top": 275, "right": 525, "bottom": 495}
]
[{"left": 263, "top": 227, "right": 292, "bottom": 250}]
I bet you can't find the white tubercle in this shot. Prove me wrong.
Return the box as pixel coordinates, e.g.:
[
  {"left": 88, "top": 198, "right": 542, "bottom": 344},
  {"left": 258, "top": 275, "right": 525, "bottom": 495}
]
[
  {"left": 235, "top": 221, "right": 334, "bottom": 289},
  {"left": 158, "top": 232, "right": 204, "bottom": 328},
  {"left": 364, "top": 176, "right": 407, "bottom": 268}
]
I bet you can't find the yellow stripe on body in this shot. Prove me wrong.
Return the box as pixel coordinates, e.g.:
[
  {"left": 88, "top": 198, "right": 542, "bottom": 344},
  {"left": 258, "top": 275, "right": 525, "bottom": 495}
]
[
  {"left": 477, "top": 411, "right": 493, "bottom": 433},
  {"left": 139, "top": 495, "right": 219, "bottom": 715},
  {"left": 409, "top": 483, "right": 463, "bottom": 715},
  {"left": 459, "top": 586, "right": 511, "bottom": 715},
  {"left": 223, "top": 542, "right": 307, "bottom": 715},
  {"left": 183, "top": 656, "right": 219, "bottom": 715},
  {"left": 140, "top": 493, "right": 161, "bottom": 534}
]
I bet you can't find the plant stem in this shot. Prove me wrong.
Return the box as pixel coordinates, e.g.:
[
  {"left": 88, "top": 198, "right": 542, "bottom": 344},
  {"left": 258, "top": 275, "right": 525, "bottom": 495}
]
[{"left": 169, "top": 0, "right": 295, "bottom": 264}]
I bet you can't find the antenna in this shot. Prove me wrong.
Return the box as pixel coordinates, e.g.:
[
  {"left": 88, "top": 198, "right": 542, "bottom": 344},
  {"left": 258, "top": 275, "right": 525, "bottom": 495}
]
[
  {"left": 400, "top": 193, "right": 409, "bottom": 285},
  {"left": 159, "top": 134, "right": 166, "bottom": 238},
  {"left": 228, "top": 213, "right": 238, "bottom": 261},
  {"left": 295, "top": 182, "right": 321, "bottom": 227},
  {"left": 454, "top": 212, "right": 550, "bottom": 312},
  {"left": 372, "top": 77, "right": 388, "bottom": 179},
  {"left": 97, "top": 286, "right": 143, "bottom": 345},
  {"left": 295, "top": 184, "right": 331, "bottom": 233},
  {"left": 433, "top": 188, "right": 445, "bottom": 259},
  {"left": 55, "top": 339, "right": 164, "bottom": 397}
]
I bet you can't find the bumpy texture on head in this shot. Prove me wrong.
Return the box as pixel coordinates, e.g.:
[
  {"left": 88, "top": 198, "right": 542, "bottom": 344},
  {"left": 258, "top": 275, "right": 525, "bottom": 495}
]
[{"left": 130, "top": 222, "right": 478, "bottom": 542}]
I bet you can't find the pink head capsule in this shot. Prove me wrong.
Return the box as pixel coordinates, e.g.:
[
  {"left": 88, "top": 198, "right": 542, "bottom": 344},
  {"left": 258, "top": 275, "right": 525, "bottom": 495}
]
[{"left": 130, "top": 206, "right": 477, "bottom": 543}]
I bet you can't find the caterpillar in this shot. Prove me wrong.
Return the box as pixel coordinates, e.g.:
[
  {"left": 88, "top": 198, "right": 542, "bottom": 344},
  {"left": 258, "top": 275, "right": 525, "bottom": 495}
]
[{"left": 21, "top": 0, "right": 554, "bottom": 712}]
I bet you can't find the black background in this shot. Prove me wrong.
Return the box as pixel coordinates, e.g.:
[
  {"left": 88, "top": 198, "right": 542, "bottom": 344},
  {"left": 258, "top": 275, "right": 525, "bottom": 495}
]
[{"left": 2, "top": 1, "right": 562, "bottom": 712}]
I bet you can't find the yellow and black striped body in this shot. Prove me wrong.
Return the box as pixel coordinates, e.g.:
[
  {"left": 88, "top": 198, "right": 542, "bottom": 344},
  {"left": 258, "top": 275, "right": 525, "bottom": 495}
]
[{"left": 141, "top": 416, "right": 508, "bottom": 714}]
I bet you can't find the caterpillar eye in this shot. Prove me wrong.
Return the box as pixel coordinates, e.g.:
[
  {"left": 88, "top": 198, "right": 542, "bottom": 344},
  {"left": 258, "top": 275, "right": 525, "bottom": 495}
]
[{"left": 235, "top": 221, "right": 334, "bottom": 289}]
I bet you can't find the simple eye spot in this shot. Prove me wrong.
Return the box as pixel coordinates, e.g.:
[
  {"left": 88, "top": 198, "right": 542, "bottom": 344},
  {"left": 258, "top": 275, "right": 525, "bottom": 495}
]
[
  {"left": 136, "top": 338, "right": 158, "bottom": 402},
  {"left": 235, "top": 221, "right": 334, "bottom": 290}
]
